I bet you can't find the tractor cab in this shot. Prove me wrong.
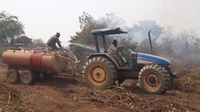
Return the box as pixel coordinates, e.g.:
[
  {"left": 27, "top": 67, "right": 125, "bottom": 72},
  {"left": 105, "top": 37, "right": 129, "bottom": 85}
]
[
  {"left": 90, "top": 27, "right": 134, "bottom": 69},
  {"left": 91, "top": 27, "right": 127, "bottom": 53}
]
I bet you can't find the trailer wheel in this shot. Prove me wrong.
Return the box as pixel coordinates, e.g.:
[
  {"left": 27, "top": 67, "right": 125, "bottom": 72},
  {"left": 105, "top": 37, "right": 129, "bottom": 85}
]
[
  {"left": 20, "top": 70, "right": 35, "bottom": 85},
  {"left": 6, "top": 69, "right": 20, "bottom": 84},
  {"left": 138, "top": 65, "right": 170, "bottom": 94},
  {"left": 83, "top": 57, "right": 117, "bottom": 89}
]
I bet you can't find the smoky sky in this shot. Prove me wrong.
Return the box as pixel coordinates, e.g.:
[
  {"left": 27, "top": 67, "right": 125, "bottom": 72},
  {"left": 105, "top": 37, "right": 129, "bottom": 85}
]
[{"left": 0, "top": 0, "right": 199, "bottom": 43}]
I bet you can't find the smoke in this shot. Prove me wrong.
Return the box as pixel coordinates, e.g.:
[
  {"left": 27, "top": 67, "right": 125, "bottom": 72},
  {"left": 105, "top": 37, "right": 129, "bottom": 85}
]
[
  {"left": 155, "top": 29, "right": 200, "bottom": 67},
  {"left": 126, "top": 21, "right": 200, "bottom": 67}
]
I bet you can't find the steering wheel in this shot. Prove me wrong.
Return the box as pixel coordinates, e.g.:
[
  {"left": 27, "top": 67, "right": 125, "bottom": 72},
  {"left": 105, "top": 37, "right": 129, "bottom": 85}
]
[
  {"left": 117, "top": 46, "right": 124, "bottom": 52},
  {"left": 117, "top": 46, "right": 125, "bottom": 57}
]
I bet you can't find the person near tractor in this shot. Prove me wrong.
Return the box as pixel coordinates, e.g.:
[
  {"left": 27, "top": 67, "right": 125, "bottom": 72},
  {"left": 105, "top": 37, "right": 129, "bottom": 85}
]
[
  {"left": 47, "top": 32, "right": 62, "bottom": 50},
  {"left": 108, "top": 39, "right": 125, "bottom": 66}
]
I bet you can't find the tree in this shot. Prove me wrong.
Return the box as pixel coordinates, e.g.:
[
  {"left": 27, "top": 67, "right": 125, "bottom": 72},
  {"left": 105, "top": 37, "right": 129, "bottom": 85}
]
[
  {"left": 98, "top": 13, "right": 126, "bottom": 28},
  {"left": 119, "top": 37, "right": 138, "bottom": 50},
  {"left": 70, "top": 12, "right": 107, "bottom": 45},
  {"left": 15, "top": 36, "right": 32, "bottom": 46},
  {"left": 32, "top": 38, "right": 46, "bottom": 47},
  {"left": 0, "top": 11, "right": 24, "bottom": 44}
]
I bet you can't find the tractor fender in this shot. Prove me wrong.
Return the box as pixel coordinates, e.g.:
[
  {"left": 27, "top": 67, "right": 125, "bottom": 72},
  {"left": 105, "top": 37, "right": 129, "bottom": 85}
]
[{"left": 87, "top": 53, "right": 120, "bottom": 69}]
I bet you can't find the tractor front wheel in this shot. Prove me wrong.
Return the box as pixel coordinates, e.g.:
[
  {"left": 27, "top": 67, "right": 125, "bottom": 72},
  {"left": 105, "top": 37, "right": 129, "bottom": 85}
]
[
  {"left": 83, "top": 57, "right": 117, "bottom": 89},
  {"left": 138, "top": 65, "right": 170, "bottom": 94}
]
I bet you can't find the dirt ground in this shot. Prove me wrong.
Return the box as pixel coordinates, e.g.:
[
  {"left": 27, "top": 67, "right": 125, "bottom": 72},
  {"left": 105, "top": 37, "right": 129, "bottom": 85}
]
[{"left": 0, "top": 65, "right": 200, "bottom": 112}]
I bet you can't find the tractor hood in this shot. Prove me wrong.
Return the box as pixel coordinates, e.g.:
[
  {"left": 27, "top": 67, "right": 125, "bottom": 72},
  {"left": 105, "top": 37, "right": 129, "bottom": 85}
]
[{"left": 137, "top": 53, "right": 170, "bottom": 65}]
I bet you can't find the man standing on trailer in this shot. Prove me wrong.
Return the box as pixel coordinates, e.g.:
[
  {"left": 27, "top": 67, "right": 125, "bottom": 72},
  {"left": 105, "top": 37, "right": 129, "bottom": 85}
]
[{"left": 47, "top": 32, "right": 62, "bottom": 50}]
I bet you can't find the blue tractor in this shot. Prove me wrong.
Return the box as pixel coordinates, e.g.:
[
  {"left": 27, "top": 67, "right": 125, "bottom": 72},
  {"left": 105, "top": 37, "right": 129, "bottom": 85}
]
[{"left": 83, "top": 28, "right": 175, "bottom": 94}]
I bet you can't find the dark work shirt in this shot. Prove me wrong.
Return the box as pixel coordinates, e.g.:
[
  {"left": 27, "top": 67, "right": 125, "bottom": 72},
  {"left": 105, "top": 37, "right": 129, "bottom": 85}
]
[{"left": 47, "top": 35, "right": 62, "bottom": 49}]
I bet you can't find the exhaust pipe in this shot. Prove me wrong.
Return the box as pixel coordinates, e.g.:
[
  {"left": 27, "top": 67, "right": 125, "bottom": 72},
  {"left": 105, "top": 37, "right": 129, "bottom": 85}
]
[{"left": 148, "top": 30, "right": 153, "bottom": 54}]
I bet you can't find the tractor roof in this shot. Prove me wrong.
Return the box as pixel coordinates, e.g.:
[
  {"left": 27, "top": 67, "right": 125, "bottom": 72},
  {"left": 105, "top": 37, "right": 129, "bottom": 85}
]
[{"left": 91, "top": 27, "right": 128, "bottom": 36}]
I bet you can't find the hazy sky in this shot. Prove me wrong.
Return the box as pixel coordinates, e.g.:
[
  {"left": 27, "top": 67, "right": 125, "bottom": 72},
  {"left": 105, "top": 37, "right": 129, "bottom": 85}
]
[{"left": 0, "top": 0, "right": 199, "bottom": 44}]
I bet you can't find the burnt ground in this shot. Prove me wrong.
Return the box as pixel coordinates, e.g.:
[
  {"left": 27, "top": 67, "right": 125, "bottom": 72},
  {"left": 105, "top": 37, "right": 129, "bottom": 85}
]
[{"left": 0, "top": 64, "right": 200, "bottom": 112}]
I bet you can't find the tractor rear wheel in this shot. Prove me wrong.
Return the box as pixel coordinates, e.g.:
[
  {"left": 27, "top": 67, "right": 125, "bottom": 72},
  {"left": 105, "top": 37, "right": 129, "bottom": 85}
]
[
  {"left": 83, "top": 57, "right": 117, "bottom": 89},
  {"left": 6, "top": 69, "right": 20, "bottom": 84},
  {"left": 20, "top": 70, "right": 35, "bottom": 85},
  {"left": 138, "top": 64, "right": 170, "bottom": 94}
]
